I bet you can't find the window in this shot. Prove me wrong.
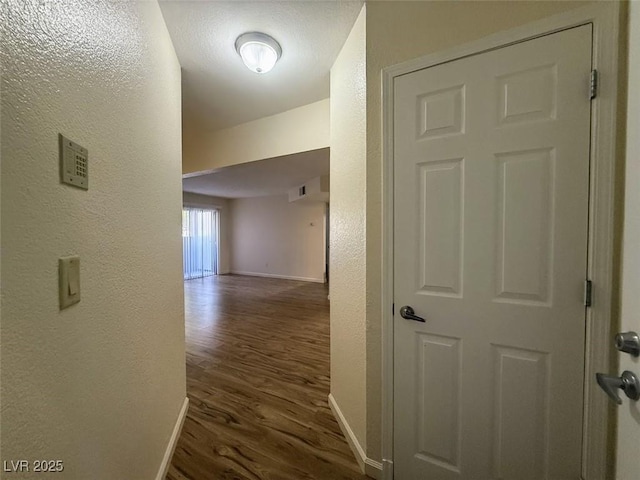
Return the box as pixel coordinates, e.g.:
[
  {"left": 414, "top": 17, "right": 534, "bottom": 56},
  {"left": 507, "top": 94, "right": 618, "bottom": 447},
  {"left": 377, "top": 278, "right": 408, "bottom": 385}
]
[{"left": 182, "top": 208, "right": 218, "bottom": 280}]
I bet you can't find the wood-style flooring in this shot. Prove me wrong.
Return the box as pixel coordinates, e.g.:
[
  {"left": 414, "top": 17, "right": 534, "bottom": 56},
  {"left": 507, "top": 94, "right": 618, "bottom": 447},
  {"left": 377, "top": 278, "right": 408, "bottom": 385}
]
[{"left": 167, "top": 274, "right": 367, "bottom": 480}]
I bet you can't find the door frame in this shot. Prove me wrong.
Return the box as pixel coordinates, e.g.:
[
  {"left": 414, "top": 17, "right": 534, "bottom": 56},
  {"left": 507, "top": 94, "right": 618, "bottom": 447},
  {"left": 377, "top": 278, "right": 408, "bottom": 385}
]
[{"left": 380, "top": 3, "right": 622, "bottom": 479}]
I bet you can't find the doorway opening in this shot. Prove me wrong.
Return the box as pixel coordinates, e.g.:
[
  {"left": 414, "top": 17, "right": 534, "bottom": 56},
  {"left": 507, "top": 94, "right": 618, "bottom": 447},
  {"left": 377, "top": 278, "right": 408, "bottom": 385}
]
[{"left": 182, "top": 207, "right": 219, "bottom": 280}]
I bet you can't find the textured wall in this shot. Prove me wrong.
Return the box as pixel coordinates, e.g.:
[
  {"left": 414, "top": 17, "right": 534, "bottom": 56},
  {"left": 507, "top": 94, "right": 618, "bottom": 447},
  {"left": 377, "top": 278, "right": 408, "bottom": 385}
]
[
  {"left": 618, "top": 2, "right": 640, "bottom": 477},
  {"left": 364, "top": 0, "right": 595, "bottom": 463},
  {"left": 0, "top": 1, "right": 186, "bottom": 478},
  {"left": 229, "top": 195, "right": 326, "bottom": 282},
  {"left": 183, "top": 192, "right": 232, "bottom": 274},
  {"left": 329, "top": 5, "right": 367, "bottom": 452},
  {"left": 183, "top": 99, "right": 330, "bottom": 175}
]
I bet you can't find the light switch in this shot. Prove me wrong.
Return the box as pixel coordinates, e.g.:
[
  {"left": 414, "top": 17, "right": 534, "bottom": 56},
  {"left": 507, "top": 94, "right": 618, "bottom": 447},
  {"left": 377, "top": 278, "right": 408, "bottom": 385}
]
[{"left": 59, "top": 255, "right": 81, "bottom": 309}]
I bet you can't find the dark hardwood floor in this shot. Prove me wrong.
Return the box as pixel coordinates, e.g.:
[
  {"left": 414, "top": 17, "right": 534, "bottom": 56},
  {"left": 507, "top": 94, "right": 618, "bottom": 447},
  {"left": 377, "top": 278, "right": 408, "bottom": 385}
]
[{"left": 166, "top": 274, "right": 367, "bottom": 480}]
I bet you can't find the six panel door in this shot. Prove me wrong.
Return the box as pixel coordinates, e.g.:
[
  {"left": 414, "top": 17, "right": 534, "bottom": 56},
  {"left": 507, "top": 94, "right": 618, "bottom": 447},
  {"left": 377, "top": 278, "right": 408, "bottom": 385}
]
[{"left": 393, "top": 25, "right": 593, "bottom": 479}]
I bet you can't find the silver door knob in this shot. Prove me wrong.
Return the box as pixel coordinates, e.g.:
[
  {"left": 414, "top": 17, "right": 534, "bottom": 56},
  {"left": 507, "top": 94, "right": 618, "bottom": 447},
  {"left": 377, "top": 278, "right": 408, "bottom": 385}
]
[
  {"left": 596, "top": 371, "right": 640, "bottom": 405},
  {"left": 615, "top": 331, "right": 640, "bottom": 356},
  {"left": 399, "top": 305, "right": 425, "bottom": 322}
]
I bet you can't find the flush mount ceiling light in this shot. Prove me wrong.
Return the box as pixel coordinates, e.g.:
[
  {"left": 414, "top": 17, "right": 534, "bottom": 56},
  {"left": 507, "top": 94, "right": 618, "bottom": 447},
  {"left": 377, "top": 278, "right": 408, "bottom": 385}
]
[{"left": 235, "top": 32, "right": 282, "bottom": 74}]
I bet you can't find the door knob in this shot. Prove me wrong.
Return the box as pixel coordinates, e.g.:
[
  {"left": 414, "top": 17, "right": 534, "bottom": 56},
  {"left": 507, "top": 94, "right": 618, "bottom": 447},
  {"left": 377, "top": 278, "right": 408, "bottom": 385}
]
[
  {"left": 615, "top": 331, "right": 640, "bottom": 356},
  {"left": 399, "top": 305, "right": 425, "bottom": 322},
  {"left": 596, "top": 371, "right": 640, "bottom": 405}
]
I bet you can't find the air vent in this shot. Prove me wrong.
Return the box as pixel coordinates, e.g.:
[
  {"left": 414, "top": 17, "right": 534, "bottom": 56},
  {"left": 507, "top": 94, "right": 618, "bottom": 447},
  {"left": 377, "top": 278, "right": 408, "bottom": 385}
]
[{"left": 288, "top": 176, "right": 329, "bottom": 203}]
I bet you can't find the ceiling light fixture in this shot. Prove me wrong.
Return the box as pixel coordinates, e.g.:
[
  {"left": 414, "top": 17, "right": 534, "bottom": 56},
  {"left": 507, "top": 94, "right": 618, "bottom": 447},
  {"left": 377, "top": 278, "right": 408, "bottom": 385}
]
[{"left": 235, "top": 32, "right": 282, "bottom": 74}]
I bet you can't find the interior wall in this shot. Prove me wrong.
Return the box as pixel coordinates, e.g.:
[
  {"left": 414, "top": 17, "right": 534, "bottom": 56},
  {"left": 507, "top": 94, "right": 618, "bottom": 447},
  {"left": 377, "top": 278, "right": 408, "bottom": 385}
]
[
  {"left": 229, "top": 195, "right": 326, "bottom": 283},
  {"left": 183, "top": 99, "right": 330, "bottom": 175},
  {"left": 0, "top": 2, "right": 186, "bottom": 479},
  {"left": 183, "top": 192, "right": 231, "bottom": 274},
  {"left": 364, "top": 0, "right": 596, "bottom": 463},
  {"left": 329, "top": 3, "right": 367, "bottom": 454}
]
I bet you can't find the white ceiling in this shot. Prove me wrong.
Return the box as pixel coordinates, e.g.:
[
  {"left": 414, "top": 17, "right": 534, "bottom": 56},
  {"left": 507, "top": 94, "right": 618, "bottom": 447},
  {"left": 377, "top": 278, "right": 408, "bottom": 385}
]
[
  {"left": 182, "top": 148, "right": 329, "bottom": 198},
  {"left": 159, "top": 0, "right": 363, "bottom": 131}
]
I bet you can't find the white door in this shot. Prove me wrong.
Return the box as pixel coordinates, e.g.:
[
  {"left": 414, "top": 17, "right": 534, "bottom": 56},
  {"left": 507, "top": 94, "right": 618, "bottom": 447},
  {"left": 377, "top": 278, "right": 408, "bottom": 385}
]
[
  {"left": 617, "top": 3, "right": 640, "bottom": 478},
  {"left": 394, "top": 25, "right": 592, "bottom": 478}
]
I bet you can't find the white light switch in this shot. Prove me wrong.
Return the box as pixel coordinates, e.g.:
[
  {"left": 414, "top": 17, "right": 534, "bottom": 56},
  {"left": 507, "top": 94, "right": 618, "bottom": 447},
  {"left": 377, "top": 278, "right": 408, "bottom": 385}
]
[{"left": 59, "top": 255, "right": 81, "bottom": 309}]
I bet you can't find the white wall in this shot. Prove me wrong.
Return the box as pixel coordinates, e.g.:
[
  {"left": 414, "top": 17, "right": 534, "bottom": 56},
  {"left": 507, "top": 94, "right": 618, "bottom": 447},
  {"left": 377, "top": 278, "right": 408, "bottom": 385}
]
[
  {"left": 329, "top": 3, "right": 367, "bottom": 460},
  {"left": 184, "top": 99, "right": 330, "bottom": 175},
  {"left": 0, "top": 2, "right": 185, "bottom": 479},
  {"left": 183, "top": 192, "right": 231, "bottom": 274},
  {"left": 229, "top": 195, "right": 325, "bottom": 283},
  {"left": 617, "top": 2, "right": 640, "bottom": 478}
]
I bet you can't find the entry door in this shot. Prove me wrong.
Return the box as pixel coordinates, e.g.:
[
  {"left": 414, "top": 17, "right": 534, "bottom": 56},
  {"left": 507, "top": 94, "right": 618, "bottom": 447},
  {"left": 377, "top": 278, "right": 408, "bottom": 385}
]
[
  {"left": 617, "top": 2, "right": 640, "bottom": 478},
  {"left": 394, "top": 25, "right": 592, "bottom": 478}
]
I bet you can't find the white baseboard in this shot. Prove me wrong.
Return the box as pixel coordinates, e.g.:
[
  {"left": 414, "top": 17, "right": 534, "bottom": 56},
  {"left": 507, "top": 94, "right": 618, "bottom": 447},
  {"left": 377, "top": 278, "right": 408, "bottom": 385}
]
[
  {"left": 155, "top": 397, "right": 189, "bottom": 480},
  {"left": 230, "top": 271, "right": 325, "bottom": 283},
  {"left": 328, "top": 393, "right": 383, "bottom": 480}
]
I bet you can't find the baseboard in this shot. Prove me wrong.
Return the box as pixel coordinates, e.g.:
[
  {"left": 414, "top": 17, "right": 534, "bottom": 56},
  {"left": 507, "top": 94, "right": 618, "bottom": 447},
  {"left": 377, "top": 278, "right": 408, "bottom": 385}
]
[
  {"left": 230, "top": 271, "right": 325, "bottom": 283},
  {"left": 328, "top": 394, "right": 383, "bottom": 480},
  {"left": 155, "top": 397, "right": 189, "bottom": 480}
]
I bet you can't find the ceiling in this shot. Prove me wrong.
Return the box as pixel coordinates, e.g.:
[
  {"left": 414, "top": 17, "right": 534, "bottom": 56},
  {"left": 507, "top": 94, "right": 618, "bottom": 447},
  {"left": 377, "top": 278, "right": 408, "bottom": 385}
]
[
  {"left": 182, "top": 148, "right": 329, "bottom": 198},
  {"left": 159, "top": 1, "right": 363, "bottom": 132}
]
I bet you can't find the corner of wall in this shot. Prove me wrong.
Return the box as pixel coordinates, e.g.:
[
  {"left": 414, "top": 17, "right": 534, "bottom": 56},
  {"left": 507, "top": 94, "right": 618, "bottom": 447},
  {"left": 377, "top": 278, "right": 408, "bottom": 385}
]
[
  {"left": 329, "top": 2, "right": 368, "bottom": 463},
  {"left": 329, "top": 393, "right": 382, "bottom": 480}
]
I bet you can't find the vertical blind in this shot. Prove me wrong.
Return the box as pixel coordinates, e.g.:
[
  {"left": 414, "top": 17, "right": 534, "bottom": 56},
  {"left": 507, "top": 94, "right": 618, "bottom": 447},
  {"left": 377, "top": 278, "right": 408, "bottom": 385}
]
[{"left": 182, "top": 208, "right": 218, "bottom": 280}]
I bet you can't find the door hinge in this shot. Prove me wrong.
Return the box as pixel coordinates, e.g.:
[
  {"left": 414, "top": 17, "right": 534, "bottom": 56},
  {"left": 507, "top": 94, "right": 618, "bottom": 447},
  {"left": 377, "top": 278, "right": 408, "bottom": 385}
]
[
  {"left": 585, "top": 280, "right": 593, "bottom": 307},
  {"left": 392, "top": 303, "right": 395, "bottom": 315},
  {"left": 590, "top": 69, "right": 598, "bottom": 100}
]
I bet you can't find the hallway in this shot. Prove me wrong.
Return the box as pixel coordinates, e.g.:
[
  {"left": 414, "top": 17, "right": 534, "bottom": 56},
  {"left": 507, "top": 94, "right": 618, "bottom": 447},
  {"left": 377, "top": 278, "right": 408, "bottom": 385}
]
[{"left": 167, "top": 275, "right": 366, "bottom": 480}]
